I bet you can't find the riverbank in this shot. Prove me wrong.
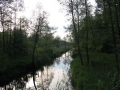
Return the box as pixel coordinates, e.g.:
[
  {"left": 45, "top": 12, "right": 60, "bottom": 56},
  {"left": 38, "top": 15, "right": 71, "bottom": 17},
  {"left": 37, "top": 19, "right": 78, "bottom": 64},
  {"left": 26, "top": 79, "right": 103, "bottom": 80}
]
[
  {"left": 0, "top": 47, "right": 70, "bottom": 86},
  {"left": 71, "top": 52, "right": 120, "bottom": 90}
]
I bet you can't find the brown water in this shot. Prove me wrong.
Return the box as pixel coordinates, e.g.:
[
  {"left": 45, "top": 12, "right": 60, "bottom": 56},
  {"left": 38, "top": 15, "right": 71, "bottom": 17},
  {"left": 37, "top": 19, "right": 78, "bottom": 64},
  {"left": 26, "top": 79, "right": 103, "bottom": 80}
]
[{"left": 0, "top": 51, "right": 74, "bottom": 90}]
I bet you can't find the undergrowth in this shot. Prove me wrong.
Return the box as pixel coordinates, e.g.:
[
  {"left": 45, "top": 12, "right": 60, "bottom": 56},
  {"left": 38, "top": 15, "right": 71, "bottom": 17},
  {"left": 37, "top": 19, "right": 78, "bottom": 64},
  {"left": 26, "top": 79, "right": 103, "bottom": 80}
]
[{"left": 71, "top": 52, "right": 120, "bottom": 90}]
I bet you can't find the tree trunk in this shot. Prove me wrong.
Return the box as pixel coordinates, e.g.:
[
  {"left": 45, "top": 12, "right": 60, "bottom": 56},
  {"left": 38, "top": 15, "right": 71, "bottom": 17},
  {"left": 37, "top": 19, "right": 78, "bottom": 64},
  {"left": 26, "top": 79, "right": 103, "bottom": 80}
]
[
  {"left": 32, "top": 31, "right": 38, "bottom": 68},
  {"left": 70, "top": 0, "right": 83, "bottom": 65},
  {"left": 113, "top": 0, "right": 120, "bottom": 38},
  {"left": 76, "top": 2, "right": 83, "bottom": 66},
  {"left": 85, "top": 0, "right": 89, "bottom": 65},
  {"left": 0, "top": 9, "right": 5, "bottom": 54},
  {"left": 9, "top": 24, "right": 12, "bottom": 54},
  {"left": 118, "top": 0, "right": 120, "bottom": 23}
]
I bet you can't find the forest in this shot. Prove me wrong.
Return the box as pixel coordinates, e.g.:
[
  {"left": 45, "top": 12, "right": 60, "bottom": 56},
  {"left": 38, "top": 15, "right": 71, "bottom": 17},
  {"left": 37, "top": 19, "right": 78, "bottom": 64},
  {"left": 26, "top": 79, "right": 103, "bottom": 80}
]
[
  {"left": 0, "top": 0, "right": 120, "bottom": 89},
  {"left": 58, "top": 0, "right": 120, "bottom": 89},
  {"left": 0, "top": 0, "right": 70, "bottom": 86}
]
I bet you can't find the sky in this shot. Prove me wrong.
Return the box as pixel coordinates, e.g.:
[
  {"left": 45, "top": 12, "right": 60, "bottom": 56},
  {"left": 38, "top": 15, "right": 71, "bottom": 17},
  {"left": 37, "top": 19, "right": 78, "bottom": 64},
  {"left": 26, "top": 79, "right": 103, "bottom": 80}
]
[{"left": 19, "top": 0, "right": 96, "bottom": 39}]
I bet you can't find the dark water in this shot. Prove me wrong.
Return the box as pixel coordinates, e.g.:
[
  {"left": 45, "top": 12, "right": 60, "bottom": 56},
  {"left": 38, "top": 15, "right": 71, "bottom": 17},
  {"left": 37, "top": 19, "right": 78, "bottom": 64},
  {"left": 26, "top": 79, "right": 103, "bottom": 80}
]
[{"left": 0, "top": 51, "right": 74, "bottom": 90}]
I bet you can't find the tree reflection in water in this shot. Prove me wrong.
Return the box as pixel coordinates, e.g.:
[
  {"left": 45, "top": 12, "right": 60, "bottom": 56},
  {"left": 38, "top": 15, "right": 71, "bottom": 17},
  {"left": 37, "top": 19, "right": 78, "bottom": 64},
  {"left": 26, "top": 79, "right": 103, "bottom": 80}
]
[
  {"left": 32, "top": 70, "right": 37, "bottom": 90},
  {"left": 0, "top": 51, "right": 73, "bottom": 90}
]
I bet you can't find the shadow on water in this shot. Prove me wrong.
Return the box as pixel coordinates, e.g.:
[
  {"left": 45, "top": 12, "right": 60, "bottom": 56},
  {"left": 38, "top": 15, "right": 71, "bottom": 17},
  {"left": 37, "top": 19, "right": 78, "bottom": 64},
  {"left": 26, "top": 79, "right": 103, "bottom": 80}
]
[{"left": 0, "top": 51, "right": 74, "bottom": 90}]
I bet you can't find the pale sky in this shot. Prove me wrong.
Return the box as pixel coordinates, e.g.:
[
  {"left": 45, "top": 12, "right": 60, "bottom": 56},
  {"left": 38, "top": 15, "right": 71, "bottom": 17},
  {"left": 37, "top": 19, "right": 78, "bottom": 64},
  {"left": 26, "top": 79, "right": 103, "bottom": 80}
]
[{"left": 19, "top": 0, "right": 96, "bottom": 39}]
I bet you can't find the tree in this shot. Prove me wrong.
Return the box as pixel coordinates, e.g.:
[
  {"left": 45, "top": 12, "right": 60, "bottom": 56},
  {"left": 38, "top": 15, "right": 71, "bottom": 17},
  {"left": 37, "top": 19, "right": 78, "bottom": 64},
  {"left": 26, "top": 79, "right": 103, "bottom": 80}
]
[
  {"left": 58, "top": 0, "right": 93, "bottom": 65},
  {"left": 0, "top": 0, "right": 14, "bottom": 66},
  {"left": 95, "top": 0, "right": 119, "bottom": 72},
  {"left": 69, "top": 0, "right": 84, "bottom": 65},
  {"left": 85, "top": 0, "right": 90, "bottom": 65},
  {"left": 107, "top": 0, "right": 119, "bottom": 72}
]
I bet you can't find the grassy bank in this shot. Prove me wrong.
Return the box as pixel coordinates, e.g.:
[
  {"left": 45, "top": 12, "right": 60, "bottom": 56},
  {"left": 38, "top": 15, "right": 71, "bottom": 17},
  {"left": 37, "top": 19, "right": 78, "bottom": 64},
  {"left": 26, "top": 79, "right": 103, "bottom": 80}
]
[
  {"left": 71, "top": 52, "right": 120, "bottom": 90},
  {"left": 0, "top": 47, "right": 69, "bottom": 86}
]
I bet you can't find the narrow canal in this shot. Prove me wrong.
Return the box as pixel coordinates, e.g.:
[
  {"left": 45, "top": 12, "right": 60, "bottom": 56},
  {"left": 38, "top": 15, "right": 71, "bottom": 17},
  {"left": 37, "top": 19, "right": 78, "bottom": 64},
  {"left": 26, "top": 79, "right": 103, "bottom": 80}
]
[{"left": 0, "top": 51, "right": 74, "bottom": 90}]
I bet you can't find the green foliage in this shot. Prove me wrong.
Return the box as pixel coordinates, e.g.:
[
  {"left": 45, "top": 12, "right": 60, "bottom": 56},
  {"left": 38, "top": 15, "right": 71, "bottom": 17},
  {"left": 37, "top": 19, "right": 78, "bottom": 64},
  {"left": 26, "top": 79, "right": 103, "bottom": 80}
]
[
  {"left": 59, "top": 0, "right": 120, "bottom": 89},
  {"left": 0, "top": 24, "right": 71, "bottom": 86},
  {"left": 71, "top": 52, "right": 120, "bottom": 90},
  {"left": 12, "top": 29, "right": 28, "bottom": 56},
  {"left": 69, "top": 0, "right": 120, "bottom": 54},
  {"left": 0, "top": 0, "right": 71, "bottom": 86},
  {"left": 0, "top": 44, "right": 69, "bottom": 86}
]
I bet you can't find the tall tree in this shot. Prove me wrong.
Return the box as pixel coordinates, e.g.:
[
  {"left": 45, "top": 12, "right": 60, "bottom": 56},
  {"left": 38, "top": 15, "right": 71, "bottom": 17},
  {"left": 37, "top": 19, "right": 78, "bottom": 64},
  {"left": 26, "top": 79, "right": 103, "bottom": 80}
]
[
  {"left": 85, "top": 0, "right": 90, "bottom": 65},
  {"left": 31, "top": 8, "right": 48, "bottom": 89},
  {"left": 0, "top": 0, "right": 14, "bottom": 66},
  {"left": 70, "top": 0, "right": 83, "bottom": 65}
]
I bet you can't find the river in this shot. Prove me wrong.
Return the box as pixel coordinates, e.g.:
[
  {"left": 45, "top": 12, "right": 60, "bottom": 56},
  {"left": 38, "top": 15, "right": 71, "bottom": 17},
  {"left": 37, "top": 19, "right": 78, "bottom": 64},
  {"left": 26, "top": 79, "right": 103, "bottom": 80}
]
[{"left": 0, "top": 51, "right": 74, "bottom": 90}]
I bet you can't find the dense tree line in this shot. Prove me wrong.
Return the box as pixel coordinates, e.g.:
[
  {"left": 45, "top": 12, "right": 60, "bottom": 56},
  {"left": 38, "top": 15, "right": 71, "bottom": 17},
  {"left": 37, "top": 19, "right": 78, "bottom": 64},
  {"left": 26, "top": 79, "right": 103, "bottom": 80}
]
[
  {"left": 0, "top": 0, "right": 71, "bottom": 87},
  {"left": 58, "top": 0, "right": 120, "bottom": 71},
  {"left": 58, "top": 0, "right": 120, "bottom": 89},
  {"left": 0, "top": 0, "right": 69, "bottom": 70}
]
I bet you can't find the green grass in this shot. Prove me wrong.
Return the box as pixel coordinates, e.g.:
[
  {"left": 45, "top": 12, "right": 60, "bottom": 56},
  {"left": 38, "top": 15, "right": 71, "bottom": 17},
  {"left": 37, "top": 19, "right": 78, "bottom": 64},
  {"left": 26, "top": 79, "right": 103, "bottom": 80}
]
[{"left": 71, "top": 52, "right": 120, "bottom": 90}]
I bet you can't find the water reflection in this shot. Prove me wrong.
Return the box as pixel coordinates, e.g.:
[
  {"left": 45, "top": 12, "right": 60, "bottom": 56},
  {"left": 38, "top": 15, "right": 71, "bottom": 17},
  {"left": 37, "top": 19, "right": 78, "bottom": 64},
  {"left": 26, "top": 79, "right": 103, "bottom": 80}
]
[
  {"left": 0, "top": 51, "right": 73, "bottom": 90},
  {"left": 49, "top": 52, "right": 73, "bottom": 90}
]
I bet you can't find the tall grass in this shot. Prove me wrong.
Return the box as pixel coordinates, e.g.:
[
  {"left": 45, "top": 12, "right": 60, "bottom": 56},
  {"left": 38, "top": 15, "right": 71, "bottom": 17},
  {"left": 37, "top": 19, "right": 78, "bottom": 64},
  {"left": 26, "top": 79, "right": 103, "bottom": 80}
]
[{"left": 71, "top": 52, "right": 120, "bottom": 90}]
